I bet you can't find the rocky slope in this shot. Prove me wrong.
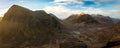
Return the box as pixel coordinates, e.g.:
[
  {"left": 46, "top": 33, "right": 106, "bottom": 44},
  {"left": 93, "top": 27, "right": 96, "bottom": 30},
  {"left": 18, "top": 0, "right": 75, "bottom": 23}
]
[
  {"left": 100, "top": 22, "right": 120, "bottom": 48},
  {"left": 64, "top": 13, "right": 120, "bottom": 48}
]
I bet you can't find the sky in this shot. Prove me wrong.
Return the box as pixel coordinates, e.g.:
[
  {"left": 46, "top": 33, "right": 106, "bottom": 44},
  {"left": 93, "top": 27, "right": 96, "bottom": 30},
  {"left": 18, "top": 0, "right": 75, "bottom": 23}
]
[{"left": 0, "top": 0, "right": 120, "bottom": 19}]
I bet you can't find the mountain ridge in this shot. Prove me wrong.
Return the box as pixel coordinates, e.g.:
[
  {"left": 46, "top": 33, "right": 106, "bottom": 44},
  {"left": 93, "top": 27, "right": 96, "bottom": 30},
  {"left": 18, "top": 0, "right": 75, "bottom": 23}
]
[
  {"left": 0, "top": 5, "right": 87, "bottom": 48},
  {"left": 0, "top": 5, "right": 120, "bottom": 48}
]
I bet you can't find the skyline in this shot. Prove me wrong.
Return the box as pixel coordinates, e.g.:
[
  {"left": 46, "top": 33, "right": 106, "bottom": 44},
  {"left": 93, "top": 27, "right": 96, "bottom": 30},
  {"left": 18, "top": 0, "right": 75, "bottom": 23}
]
[{"left": 0, "top": 0, "right": 120, "bottom": 19}]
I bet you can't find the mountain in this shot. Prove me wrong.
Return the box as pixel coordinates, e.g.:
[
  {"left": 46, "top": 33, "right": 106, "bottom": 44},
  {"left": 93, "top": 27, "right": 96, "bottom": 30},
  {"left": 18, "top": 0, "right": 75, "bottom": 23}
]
[
  {"left": 65, "top": 14, "right": 115, "bottom": 27},
  {"left": 92, "top": 14, "right": 114, "bottom": 25},
  {"left": 64, "top": 13, "right": 100, "bottom": 27},
  {"left": 0, "top": 5, "right": 60, "bottom": 48},
  {"left": 0, "top": 5, "right": 120, "bottom": 48},
  {"left": 64, "top": 13, "right": 120, "bottom": 48},
  {"left": 0, "top": 5, "right": 87, "bottom": 48},
  {"left": 112, "top": 18, "right": 120, "bottom": 24},
  {"left": 65, "top": 14, "right": 99, "bottom": 24},
  {"left": 81, "top": 21, "right": 120, "bottom": 48},
  {"left": 2, "top": 5, "right": 33, "bottom": 23}
]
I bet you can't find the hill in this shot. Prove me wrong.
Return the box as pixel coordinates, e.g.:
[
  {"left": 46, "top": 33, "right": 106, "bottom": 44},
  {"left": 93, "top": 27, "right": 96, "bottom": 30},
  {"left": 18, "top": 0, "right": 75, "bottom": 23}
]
[{"left": 0, "top": 5, "right": 87, "bottom": 48}]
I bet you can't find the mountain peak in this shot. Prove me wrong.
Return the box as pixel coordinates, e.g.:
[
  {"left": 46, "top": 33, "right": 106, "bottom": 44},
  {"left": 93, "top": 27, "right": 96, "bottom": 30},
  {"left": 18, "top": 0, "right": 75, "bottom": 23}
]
[
  {"left": 9, "top": 5, "right": 30, "bottom": 11},
  {"left": 2, "top": 5, "right": 32, "bottom": 22},
  {"left": 11, "top": 4, "right": 20, "bottom": 8},
  {"left": 65, "top": 13, "right": 99, "bottom": 25},
  {"left": 77, "top": 12, "right": 86, "bottom": 16},
  {"left": 0, "top": 5, "right": 75, "bottom": 48}
]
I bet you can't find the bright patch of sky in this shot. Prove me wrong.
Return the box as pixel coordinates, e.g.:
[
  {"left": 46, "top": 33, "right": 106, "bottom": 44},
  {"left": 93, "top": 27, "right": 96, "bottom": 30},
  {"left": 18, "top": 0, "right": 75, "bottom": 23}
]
[{"left": 0, "top": 0, "right": 120, "bottom": 19}]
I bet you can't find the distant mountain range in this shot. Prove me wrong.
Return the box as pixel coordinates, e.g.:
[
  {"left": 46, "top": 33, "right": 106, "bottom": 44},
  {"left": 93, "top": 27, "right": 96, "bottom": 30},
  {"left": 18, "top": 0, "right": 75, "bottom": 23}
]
[
  {"left": 64, "top": 13, "right": 116, "bottom": 27},
  {"left": 65, "top": 14, "right": 100, "bottom": 25},
  {"left": 0, "top": 5, "right": 120, "bottom": 48}
]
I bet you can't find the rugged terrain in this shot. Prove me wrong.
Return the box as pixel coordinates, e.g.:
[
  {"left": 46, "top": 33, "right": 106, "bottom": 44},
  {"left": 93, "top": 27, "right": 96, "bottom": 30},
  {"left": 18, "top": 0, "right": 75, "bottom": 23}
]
[
  {"left": 64, "top": 13, "right": 120, "bottom": 48},
  {"left": 0, "top": 5, "right": 120, "bottom": 48},
  {"left": 0, "top": 5, "right": 72, "bottom": 48}
]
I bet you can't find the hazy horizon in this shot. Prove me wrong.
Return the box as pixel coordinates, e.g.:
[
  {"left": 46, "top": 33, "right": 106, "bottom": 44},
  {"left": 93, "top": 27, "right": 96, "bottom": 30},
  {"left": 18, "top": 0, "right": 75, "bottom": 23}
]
[{"left": 0, "top": 0, "right": 120, "bottom": 19}]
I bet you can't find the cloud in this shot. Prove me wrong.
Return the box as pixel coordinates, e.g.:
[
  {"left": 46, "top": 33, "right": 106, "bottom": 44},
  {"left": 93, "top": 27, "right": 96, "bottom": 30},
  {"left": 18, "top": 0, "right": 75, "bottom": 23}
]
[
  {"left": 94, "top": 0, "right": 112, "bottom": 2},
  {"left": 0, "top": 8, "right": 8, "bottom": 17},
  {"left": 19, "top": 0, "right": 28, "bottom": 3},
  {"left": 43, "top": 6, "right": 80, "bottom": 19},
  {"left": 53, "top": 0, "right": 83, "bottom": 5},
  {"left": 43, "top": 5, "right": 106, "bottom": 19},
  {"left": 106, "top": 12, "right": 120, "bottom": 18},
  {"left": 49, "top": 0, "right": 120, "bottom": 19},
  {"left": 103, "top": 10, "right": 120, "bottom": 18},
  {"left": 53, "top": 0, "right": 119, "bottom": 6},
  {"left": 43, "top": 4, "right": 120, "bottom": 19}
]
